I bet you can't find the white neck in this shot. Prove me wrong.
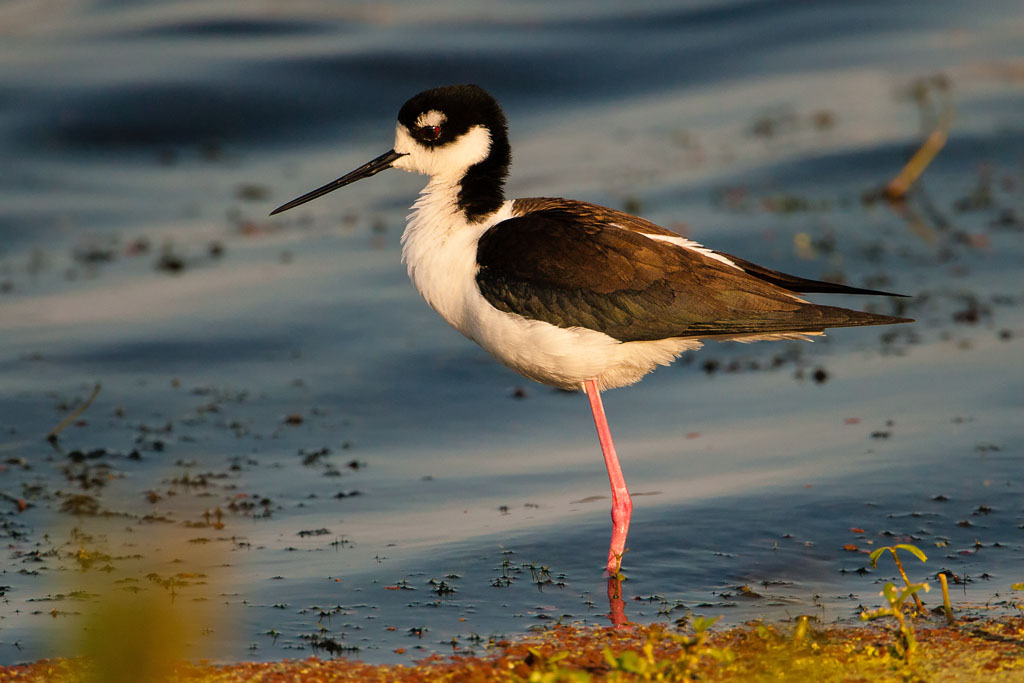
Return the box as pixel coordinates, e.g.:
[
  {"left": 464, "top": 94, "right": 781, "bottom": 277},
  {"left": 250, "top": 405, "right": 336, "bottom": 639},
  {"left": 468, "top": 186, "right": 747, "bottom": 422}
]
[{"left": 400, "top": 178, "right": 512, "bottom": 334}]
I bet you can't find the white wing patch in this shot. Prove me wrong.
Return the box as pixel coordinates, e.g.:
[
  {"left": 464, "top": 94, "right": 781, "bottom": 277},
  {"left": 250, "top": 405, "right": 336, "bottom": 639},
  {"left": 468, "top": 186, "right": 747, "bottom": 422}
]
[
  {"left": 641, "top": 232, "right": 808, "bottom": 302},
  {"left": 643, "top": 233, "right": 741, "bottom": 270},
  {"left": 716, "top": 331, "right": 824, "bottom": 343}
]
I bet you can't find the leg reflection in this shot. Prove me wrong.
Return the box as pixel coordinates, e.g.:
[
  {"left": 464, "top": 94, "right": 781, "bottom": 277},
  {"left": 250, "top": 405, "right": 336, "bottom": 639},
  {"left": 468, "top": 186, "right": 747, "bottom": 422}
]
[{"left": 606, "top": 574, "right": 628, "bottom": 627}]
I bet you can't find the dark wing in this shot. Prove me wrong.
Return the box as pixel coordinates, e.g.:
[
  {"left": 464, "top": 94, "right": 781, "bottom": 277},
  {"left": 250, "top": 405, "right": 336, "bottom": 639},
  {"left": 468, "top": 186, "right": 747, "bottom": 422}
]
[
  {"left": 718, "top": 253, "right": 908, "bottom": 297},
  {"left": 511, "top": 198, "right": 907, "bottom": 297},
  {"left": 476, "top": 201, "right": 912, "bottom": 343}
]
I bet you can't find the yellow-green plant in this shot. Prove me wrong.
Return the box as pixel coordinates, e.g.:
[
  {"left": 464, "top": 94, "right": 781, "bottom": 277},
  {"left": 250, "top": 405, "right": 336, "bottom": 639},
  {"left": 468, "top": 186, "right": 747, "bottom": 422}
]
[
  {"left": 600, "top": 616, "right": 731, "bottom": 681},
  {"left": 861, "top": 580, "right": 931, "bottom": 661},
  {"left": 861, "top": 543, "right": 931, "bottom": 662},
  {"left": 868, "top": 543, "right": 928, "bottom": 614},
  {"left": 524, "top": 648, "right": 590, "bottom": 683}
]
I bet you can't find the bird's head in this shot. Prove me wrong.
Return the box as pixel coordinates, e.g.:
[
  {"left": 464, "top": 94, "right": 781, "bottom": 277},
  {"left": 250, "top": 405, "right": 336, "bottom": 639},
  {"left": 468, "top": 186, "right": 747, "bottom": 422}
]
[{"left": 271, "top": 84, "right": 510, "bottom": 220}]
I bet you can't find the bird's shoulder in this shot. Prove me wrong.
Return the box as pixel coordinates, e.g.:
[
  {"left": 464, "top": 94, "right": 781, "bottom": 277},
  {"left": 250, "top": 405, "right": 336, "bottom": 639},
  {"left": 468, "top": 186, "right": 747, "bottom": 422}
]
[
  {"left": 478, "top": 197, "right": 740, "bottom": 294},
  {"left": 508, "top": 197, "right": 681, "bottom": 237}
]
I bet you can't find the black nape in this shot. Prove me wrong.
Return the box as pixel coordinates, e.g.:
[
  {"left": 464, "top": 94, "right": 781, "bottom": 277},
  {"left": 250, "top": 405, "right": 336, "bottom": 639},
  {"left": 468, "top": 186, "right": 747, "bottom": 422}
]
[{"left": 398, "top": 84, "right": 511, "bottom": 223}]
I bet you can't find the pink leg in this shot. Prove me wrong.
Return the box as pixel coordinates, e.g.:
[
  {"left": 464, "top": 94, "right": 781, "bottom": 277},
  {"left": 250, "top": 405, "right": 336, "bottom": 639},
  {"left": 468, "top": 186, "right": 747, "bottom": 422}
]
[{"left": 584, "top": 379, "right": 633, "bottom": 575}]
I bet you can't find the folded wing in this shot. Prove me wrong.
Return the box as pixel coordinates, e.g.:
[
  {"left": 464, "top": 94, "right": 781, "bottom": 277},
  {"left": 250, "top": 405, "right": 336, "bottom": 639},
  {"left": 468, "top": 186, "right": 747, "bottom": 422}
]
[{"left": 476, "top": 199, "right": 912, "bottom": 343}]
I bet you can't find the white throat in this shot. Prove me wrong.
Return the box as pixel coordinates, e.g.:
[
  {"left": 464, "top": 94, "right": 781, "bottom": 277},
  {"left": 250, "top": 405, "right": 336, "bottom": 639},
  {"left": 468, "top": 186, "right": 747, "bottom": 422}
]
[{"left": 400, "top": 177, "right": 512, "bottom": 334}]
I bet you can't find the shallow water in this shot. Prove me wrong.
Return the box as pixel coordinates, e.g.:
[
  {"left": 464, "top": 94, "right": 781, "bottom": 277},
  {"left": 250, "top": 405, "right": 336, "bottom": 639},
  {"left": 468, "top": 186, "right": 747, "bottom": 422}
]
[{"left": 1, "top": 0, "right": 1023, "bottom": 666}]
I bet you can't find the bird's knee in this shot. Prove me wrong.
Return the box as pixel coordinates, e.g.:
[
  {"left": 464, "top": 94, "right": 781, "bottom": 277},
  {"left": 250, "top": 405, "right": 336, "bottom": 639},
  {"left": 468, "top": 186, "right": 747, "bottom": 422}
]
[{"left": 610, "top": 495, "right": 633, "bottom": 525}]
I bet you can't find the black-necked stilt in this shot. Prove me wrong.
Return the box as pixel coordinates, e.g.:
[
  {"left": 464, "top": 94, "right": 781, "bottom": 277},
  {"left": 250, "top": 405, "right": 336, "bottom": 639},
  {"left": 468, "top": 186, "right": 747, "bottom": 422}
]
[{"left": 271, "top": 84, "right": 912, "bottom": 575}]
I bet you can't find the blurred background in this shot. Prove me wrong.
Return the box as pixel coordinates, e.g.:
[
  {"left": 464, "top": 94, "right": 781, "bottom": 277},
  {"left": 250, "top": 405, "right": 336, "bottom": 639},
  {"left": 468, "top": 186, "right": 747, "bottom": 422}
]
[{"left": 1, "top": 0, "right": 1022, "bottom": 666}]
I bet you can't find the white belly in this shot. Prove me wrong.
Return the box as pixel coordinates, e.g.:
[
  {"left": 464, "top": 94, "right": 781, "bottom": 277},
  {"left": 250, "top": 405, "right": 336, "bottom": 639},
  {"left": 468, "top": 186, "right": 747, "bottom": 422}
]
[
  {"left": 467, "top": 306, "right": 703, "bottom": 391},
  {"left": 400, "top": 187, "right": 702, "bottom": 391}
]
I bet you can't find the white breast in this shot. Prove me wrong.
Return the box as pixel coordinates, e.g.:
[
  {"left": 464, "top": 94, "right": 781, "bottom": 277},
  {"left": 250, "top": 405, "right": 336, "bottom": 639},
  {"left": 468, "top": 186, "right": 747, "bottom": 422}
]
[
  {"left": 400, "top": 177, "right": 511, "bottom": 332},
  {"left": 400, "top": 186, "right": 702, "bottom": 391}
]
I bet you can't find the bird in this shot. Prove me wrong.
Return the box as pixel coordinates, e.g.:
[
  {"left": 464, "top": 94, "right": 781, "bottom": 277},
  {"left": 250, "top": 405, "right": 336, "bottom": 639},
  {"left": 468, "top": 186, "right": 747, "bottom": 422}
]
[{"left": 270, "top": 84, "right": 913, "bottom": 575}]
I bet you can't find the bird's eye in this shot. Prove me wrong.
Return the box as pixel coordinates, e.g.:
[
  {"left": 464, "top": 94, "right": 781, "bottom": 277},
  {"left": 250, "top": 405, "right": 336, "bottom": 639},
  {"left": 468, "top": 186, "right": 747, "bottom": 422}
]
[{"left": 418, "top": 125, "right": 442, "bottom": 141}]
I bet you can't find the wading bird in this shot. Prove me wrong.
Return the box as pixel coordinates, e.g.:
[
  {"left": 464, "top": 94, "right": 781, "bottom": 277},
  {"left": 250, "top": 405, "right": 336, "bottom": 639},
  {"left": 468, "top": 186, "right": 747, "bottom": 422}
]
[{"left": 271, "top": 84, "right": 911, "bottom": 574}]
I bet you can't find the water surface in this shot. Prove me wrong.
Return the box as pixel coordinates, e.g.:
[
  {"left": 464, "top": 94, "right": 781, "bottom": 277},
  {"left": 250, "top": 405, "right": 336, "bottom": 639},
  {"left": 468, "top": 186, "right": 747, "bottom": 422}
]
[{"left": 1, "top": 0, "right": 1022, "bottom": 665}]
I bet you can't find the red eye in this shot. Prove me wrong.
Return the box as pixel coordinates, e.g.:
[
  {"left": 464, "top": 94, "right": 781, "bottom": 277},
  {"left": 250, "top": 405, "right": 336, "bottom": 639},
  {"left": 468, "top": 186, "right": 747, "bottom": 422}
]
[{"left": 418, "top": 125, "right": 441, "bottom": 140}]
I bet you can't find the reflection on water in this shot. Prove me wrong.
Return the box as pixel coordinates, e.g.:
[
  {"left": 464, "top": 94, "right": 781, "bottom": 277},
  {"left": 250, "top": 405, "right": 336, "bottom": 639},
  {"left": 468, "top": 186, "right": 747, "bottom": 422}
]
[{"left": 1, "top": 0, "right": 1023, "bottom": 666}]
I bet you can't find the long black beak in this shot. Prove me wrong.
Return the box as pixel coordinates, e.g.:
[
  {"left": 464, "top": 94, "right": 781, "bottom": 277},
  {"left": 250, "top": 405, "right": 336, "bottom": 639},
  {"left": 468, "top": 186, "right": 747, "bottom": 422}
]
[{"left": 269, "top": 149, "right": 406, "bottom": 216}]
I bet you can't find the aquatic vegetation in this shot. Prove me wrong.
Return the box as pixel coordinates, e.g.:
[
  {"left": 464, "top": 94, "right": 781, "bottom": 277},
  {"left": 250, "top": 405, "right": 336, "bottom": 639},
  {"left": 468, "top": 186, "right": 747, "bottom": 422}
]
[
  {"left": 883, "top": 75, "right": 953, "bottom": 200},
  {"left": 868, "top": 543, "right": 929, "bottom": 613},
  {"left": 860, "top": 581, "right": 931, "bottom": 662},
  {"left": 46, "top": 384, "right": 102, "bottom": 445},
  {"left": 938, "top": 572, "right": 956, "bottom": 626},
  {"left": 6, "top": 616, "right": 1023, "bottom": 681},
  {"left": 600, "top": 616, "right": 730, "bottom": 680},
  {"left": 860, "top": 543, "right": 931, "bottom": 661}
]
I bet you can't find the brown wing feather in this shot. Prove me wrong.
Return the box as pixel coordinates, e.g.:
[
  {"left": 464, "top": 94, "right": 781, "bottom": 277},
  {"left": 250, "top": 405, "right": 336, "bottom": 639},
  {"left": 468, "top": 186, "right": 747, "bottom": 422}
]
[
  {"left": 512, "top": 197, "right": 680, "bottom": 236},
  {"left": 513, "top": 198, "right": 907, "bottom": 296},
  {"left": 476, "top": 199, "right": 911, "bottom": 342}
]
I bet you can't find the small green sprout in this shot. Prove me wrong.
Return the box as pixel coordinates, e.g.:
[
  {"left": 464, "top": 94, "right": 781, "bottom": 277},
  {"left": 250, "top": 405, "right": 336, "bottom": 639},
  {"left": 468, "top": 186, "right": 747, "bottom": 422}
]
[
  {"left": 861, "top": 543, "right": 932, "bottom": 662},
  {"left": 861, "top": 581, "right": 931, "bottom": 661},
  {"left": 868, "top": 543, "right": 928, "bottom": 615}
]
